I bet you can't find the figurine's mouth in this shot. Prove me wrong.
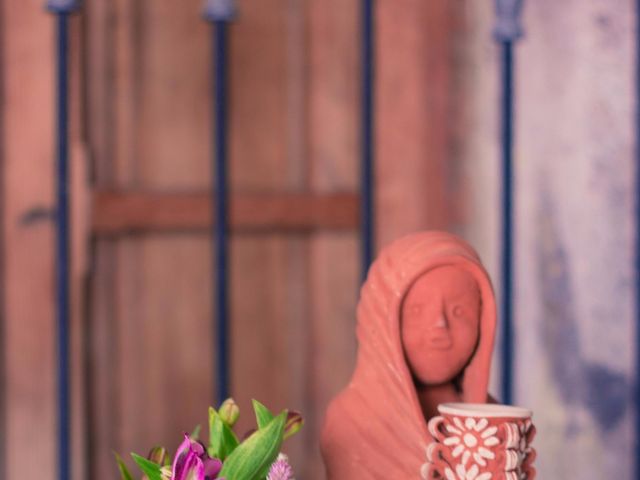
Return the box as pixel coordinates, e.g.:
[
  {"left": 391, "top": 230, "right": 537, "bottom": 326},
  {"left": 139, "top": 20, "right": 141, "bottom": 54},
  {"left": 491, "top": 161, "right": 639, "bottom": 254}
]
[{"left": 428, "top": 335, "right": 452, "bottom": 349}]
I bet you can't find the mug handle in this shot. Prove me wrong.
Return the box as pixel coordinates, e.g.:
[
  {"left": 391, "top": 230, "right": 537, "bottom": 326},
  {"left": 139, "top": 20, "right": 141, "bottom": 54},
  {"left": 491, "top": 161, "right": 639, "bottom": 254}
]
[
  {"left": 427, "top": 415, "right": 448, "bottom": 443},
  {"left": 499, "top": 422, "right": 522, "bottom": 449},
  {"left": 525, "top": 422, "right": 537, "bottom": 445},
  {"left": 425, "top": 441, "right": 457, "bottom": 464},
  {"left": 495, "top": 448, "right": 521, "bottom": 471},
  {"left": 522, "top": 465, "right": 537, "bottom": 479},
  {"left": 521, "top": 446, "right": 537, "bottom": 471},
  {"left": 423, "top": 442, "right": 456, "bottom": 480},
  {"left": 420, "top": 461, "right": 448, "bottom": 480}
]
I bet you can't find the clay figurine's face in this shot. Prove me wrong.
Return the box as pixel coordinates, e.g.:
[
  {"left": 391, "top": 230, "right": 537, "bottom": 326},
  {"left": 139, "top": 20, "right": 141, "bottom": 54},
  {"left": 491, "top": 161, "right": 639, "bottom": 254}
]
[{"left": 401, "top": 266, "right": 481, "bottom": 386}]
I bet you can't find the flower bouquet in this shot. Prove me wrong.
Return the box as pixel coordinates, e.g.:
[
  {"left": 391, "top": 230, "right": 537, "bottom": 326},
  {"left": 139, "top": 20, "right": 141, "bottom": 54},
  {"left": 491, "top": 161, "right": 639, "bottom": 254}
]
[{"left": 115, "top": 398, "right": 303, "bottom": 480}]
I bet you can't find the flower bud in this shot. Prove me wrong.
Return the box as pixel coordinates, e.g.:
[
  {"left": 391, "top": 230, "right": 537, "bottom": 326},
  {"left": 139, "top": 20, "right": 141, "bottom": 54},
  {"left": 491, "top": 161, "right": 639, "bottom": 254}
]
[
  {"left": 284, "top": 411, "right": 303, "bottom": 440},
  {"left": 218, "top": 398, "right": 240, "bottom": 426},
  {"left": 147, "top": 446, "right": 169, "bottom": 466},
  {"left": 160, "top": 466, "right": 172, "bottom": 480}
]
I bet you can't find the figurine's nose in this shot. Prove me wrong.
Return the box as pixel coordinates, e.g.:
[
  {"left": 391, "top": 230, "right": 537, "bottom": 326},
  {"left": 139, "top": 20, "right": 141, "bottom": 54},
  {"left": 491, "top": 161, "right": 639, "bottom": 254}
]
[{"left": 434, "top": 313, "right": 448, "bottom": 329}]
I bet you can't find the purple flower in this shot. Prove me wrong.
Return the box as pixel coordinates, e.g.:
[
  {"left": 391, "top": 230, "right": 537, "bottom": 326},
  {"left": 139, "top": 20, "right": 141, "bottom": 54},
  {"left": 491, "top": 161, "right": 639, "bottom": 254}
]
[
  {"left": 172, "top": 434, "right": 223, "bottom": 480},
  {"left": 267, "top": 453, "right": 294, "bottom": 480}
]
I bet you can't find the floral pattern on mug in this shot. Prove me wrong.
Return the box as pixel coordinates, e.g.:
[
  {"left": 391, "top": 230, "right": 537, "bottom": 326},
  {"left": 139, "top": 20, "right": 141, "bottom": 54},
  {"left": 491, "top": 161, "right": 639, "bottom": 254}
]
[
  {"left": 440, "top": 417, "right": 500, "bottom": 467},
  {"left": 421, "top": 407, "right": 535, "bottom": 480}
]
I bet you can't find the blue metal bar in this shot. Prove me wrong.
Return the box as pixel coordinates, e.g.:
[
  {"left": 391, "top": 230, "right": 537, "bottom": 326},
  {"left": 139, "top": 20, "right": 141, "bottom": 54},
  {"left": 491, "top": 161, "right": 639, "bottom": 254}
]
[
  {"left": 46, "top": 1, "right": 78, "bottom": 478},
  {"left": 212, "top": 20, "right": 230, "bottom": 407},
  {"left": 54, "top": 12, "right": 71, "bottom": 480},
  {"left": 204, "top": 0, "right": 235, "bottom": 407},
  {"left": 499, "top": 41, "right": 514, "bottom": 405},
  {"left": 361, "top": 0, "right": 375, "bottom": 281},
  {"left": 493, "top": 0, "right": 524, "bottom": 406}
]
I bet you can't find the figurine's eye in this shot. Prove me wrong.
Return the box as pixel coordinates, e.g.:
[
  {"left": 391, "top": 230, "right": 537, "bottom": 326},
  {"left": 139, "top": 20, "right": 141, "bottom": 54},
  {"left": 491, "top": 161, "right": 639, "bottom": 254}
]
[{"left": 452, "top": 305, "right": 464, "bottom": 317}]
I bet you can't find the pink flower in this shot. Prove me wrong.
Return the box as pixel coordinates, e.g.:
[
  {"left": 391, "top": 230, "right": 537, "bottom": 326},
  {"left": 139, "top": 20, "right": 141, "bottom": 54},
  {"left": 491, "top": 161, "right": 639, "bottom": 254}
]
[
  {"left": 267, "top": 453, "right": 294, "bottom": 480},
  {"left": 172, "top": 434, "right": 223, "bottom": 480}
]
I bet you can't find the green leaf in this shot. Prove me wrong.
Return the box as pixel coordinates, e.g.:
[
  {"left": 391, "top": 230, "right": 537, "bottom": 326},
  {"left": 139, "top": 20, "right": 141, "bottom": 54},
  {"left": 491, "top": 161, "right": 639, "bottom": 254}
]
[
  {"left": 208, "top": 407, "right": 240, "bottom": 460},
  {"left": 190, "top": 424, "right": 202, "bottom": 441},
  {"left": 114, "top": 453, "right": 134, "bottom": 480},
  {"left": 252, "top": 399, "right": 274, "bottom": 429},
  {"left": 131, "top": 453, "right": 163, "bottom": 480},
  {"left": 219, "top": 410, "right": 287, "bottom": 480},
  {"left": 207, "top": 407, "right": 222, "bottom": 458}
]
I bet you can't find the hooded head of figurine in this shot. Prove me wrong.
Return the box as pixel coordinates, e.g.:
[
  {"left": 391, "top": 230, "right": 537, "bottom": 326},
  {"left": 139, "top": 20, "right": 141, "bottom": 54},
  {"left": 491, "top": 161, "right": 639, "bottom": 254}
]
[{"left": 321, "top": 231, "right": 497, "bottom": 478}]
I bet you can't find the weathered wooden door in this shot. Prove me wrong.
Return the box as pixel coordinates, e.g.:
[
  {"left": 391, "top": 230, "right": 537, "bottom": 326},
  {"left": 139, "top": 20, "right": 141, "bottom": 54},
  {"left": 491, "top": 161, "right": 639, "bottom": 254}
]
[{"left": 1, "top": 1, "right": 471, "bottom": 478}]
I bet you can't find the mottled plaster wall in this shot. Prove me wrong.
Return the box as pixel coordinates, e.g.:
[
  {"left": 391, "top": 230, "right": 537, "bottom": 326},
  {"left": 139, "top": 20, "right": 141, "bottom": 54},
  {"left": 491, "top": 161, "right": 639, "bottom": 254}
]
[{"left": 459, "top": 0, "right": 636, "bottom": 477}]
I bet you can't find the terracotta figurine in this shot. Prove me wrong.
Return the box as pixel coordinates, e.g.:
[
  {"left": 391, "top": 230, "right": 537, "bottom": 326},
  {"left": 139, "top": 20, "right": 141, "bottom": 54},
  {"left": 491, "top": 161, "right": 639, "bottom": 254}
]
[{"left": 321, "top": 231, "right": 497, "bottom": 478}]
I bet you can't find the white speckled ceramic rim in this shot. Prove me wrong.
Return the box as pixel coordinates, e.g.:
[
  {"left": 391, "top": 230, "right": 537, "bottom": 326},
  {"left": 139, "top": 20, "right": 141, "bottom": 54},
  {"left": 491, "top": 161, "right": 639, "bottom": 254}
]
[{"left": 438, "top": 403, "right": 532, "bottom": 419}]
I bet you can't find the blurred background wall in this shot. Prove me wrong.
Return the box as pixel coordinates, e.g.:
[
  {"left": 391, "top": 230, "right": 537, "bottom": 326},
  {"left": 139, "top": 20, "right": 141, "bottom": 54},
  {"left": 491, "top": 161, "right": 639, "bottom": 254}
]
[{"left": 0, "top": 0, "right": 636, "bottom": 479}]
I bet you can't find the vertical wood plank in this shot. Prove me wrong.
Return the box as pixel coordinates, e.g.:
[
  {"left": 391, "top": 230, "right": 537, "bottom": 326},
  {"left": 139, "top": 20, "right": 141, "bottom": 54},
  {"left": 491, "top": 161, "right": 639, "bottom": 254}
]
[
  {"left": 85, "top": 0, "right": 115, "bottom": 187},
  {"left": 376, "top": 0, "right": 460, "bottom": 247},
  {"left": 0, "top": 1, "right": 4, "bottom": 473},
  {"left": 1, "top": 2, "right": 56, "bottom": 479},
  {"left": 69, "top": 14, "right": 90, "bottom": 478},
  {"left": 280, "top": 0, "right": 309, "bottom": 467},
  {"left": 85, "top": 2, "right": 114, "bottom": 476},
  {"left": 112, "top": 0, "right": 139, "bottom": 185},
  {"left": 307, "top": 1, "right": 360, "bottom": 477},
  {"left": 227, "top": 2, "right": 310, "bottom": 472},
  {"left": 84, "top": 0, "right": 118, "bottom": 475},
  {"left": 87, "top": 240, "right": 118, "bottom": 478}
]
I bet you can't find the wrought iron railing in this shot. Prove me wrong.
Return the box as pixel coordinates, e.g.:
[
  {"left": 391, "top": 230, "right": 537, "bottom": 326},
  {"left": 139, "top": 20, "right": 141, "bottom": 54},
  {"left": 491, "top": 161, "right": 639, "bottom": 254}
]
[
  {"left": 494, "top": 0, "right": 524, "bottom": 408},
  {"left": 47, "top": 1, "right": 640, "bottom": 479},
  {"left": 203, "top": 0, "right": 236, "bottom": 411},
  {"left": 361, "top": 0, "right": 375, "bottom": 279},
  {"left": 46, "top": 1, "right": 80, "bottom": 479}
]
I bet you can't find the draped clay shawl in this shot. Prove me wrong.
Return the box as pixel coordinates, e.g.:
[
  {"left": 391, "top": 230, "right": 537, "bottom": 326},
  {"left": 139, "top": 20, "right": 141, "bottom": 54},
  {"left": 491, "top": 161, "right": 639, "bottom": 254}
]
[{"left": 321, "top": 231, "right": 497, "bottom": 478}]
